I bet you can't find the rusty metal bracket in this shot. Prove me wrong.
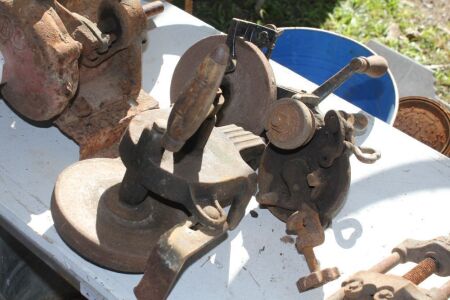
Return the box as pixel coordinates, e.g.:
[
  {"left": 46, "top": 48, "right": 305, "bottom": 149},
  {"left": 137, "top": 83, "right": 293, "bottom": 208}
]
[
  {"left": 0, "top": 0, "right": 164, "bottom": 158},
  {"left": 328, "top": 236, "right": 450, "bottom": 300},
  {"left": 134, "top": 220, "right": 226, "bottom": 300},
  {"left": 287, "top": 205, "right": 340, "bottom": 292},
  {"left": 226, "top": 18, "right": 281, "bottom": 61}
]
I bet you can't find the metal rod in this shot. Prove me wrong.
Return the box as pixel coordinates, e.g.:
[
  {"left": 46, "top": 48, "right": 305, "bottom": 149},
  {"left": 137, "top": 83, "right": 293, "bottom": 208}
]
[
  {"left": 369, "top": 252, "right": 402, "bottom": 274},
  {"left": 312, "top": 63, "right": 356, "bottom": 103},
  {"left": 302, "top": 247, "right": 320, "bottom": 272},
  {"left": 311, "top": 56, "right": 387, "bottom": 104},
  {"left": 119, "top": 170, "right": 148, "bottom": 206}
]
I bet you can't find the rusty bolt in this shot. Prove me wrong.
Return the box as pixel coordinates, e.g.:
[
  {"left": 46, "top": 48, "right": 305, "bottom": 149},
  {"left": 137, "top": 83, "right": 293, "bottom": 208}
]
[{"left": 403, "top": 257, "right": 437, "bottom": 285}]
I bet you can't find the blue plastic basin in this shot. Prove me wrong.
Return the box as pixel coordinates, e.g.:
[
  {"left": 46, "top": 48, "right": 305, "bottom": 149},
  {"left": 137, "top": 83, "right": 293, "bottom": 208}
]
[{"left": 271, "top": 28, "right": 398, "bottom": 124}]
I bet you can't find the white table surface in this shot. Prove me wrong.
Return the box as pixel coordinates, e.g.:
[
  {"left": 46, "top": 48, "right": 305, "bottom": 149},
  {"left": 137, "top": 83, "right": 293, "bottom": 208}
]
[{"left": 0, "top": 2, "right": 449, "bottom": 299}]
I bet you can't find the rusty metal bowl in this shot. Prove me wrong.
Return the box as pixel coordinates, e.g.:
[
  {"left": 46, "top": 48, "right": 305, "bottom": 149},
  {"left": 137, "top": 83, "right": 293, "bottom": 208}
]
[{"left": 394, "top": 96, "right": 450, "bottom": 156}]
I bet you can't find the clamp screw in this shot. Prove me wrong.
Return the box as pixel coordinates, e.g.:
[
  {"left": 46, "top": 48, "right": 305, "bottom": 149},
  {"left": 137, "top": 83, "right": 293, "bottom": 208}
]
[{"left": 403, "top": 257, "right": 437, "bottom": 285}]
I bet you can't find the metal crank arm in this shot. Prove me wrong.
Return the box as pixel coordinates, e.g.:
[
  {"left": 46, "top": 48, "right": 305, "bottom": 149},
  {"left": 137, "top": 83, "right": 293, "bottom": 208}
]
[
  {"left": 134, "top": 220, "right": 227, "bottom": 300},
  {"left": 293, "top": 55, "right": 389, "bottom": 106}
]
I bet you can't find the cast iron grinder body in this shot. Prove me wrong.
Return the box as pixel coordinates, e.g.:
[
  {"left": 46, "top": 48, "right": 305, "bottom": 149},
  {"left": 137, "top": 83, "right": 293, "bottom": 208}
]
[
  {"left": 257, "top": 55, "right": 388, "bottom": 292},
  {"left": 0, "top": 0, "right": 163, "bottom": 158}
]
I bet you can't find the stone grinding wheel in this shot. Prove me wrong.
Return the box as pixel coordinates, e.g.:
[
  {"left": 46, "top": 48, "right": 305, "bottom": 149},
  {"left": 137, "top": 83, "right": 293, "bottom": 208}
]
[
  {"left": 51, "top": 158, "right": 188, "bottom": 273},
  {"left": 394, "top": 96, "right": 450, "bottom": 157},
  {"left": 170, "top": 35, "right": 277, "bottom": 135}
]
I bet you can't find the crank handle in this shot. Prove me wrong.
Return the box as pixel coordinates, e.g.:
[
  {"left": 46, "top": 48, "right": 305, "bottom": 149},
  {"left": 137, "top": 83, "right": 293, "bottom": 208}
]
[
  {"left": 310, "top": 55, "right": 389, "bottom": 104},
  {"left": 353, "top": 55, "right": 389, "bottom": 78}
]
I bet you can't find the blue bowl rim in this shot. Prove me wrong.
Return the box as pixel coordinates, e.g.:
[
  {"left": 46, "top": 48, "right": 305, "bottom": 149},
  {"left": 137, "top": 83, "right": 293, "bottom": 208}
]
[{"left": 275, "top": 27, "right": 399, "bottom": 124}]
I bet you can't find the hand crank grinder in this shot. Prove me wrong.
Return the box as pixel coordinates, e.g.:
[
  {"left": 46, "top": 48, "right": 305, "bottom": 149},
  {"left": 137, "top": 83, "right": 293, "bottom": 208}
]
[
  {"left": 0, "top": 0, "right": 164, "bottom": 158},
  {"left": 257, "top": 55, "right": 388, "bottom": 292},
  {"left": 52, "top": 43, "right": 266, "bottom": 299}
]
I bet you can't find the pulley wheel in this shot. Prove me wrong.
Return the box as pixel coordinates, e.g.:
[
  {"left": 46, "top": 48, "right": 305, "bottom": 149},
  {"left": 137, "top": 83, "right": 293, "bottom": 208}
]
[
  {"left": 265, "top": 98, "right": 315, "bottom": 150},
  {"left": 170, "top": 35, "right": 276, "bottom": 135},
  {"left": 52, "top": 158, "right": 188, "bottom": 273}
]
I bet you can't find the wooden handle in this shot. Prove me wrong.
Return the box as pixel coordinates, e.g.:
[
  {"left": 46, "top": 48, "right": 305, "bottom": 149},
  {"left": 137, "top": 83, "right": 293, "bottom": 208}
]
[
  {"left": 356, "top": 55, "right": 389, "bottom": 78},
  {"left": 162, "top": 44, "right": 229, "bottom": 152}
]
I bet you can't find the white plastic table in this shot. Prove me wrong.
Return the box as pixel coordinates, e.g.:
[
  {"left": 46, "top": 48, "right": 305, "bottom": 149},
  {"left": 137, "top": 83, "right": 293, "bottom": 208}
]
[{"left": 0, "top": 2, "right": 449, "bottom": 299}]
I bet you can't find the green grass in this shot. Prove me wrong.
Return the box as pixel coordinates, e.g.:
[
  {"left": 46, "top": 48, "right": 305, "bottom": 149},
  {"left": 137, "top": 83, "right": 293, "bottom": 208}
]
[
  {"left": 172, "top": 0, "right": 449, "bottom": 102},
  {"left": 322, "top": 0, "right": 449, "bottom": 102}
]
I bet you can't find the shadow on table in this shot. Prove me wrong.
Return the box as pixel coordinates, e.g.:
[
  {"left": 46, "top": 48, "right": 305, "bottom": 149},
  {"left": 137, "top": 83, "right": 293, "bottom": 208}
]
[
  {"left": 169, "top": 206, "right": 326, "bottom": 299},
  {"left": 345, "top": 158, "right": 449, "bottom": 213},
  {"left": 333, "top": 217, "right": 363, "bottom": 249},
  {"left": 176, "top": 157, "right": 450, "bottom": 298},
  {"left": 331, "top": 157, "right": 449, "bottom": 249}
]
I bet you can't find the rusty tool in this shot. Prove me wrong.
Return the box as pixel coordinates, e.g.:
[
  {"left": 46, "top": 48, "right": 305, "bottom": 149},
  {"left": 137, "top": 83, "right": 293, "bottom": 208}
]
[
  {"left": 170, "top": 19, "right": 281, "bottom": 136},
  {"left": 0, "top": 0, "right": 164, "bottom": 158},
  {"left": 52, "top": 44, "right": 264, "bottom": 299},
  {"left": 328, "top": 236, "right": 450, "bottom": 300},
  {"left": 257, "top": 55, "right": 388, "bottom": 293},
  {"left": 287, "top": 204, "right": 340, "bottom": 292}
]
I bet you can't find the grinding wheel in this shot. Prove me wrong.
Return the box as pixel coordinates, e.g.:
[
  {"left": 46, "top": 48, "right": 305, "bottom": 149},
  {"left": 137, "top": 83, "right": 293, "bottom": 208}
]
[
  {"left": 170, "top": 35, "right": 277, "bottom": 135},
  {"left": 51, "top": 158, "right": 188, "bottom": 273}
]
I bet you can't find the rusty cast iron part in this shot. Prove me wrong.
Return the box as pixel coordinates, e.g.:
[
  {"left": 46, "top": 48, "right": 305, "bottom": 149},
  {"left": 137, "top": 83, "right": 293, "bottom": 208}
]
[
  {"left": 170, "top": 19, "right": 280, "bottom": 136},
  {"left": 226, "top": 18, "right": 281, "bottom": 68},
  {"left": 52, "top": 44, "right": 263, "bottom": 299},
  {"left": 287, "top": 204, "right": 340, "bottom": 292},
  {"left": 257, "top": 55, "right": 388, "bottom": 293},
  {"left": 328, "top": 235, "right": 450, "bottom": 300},
  {"left": 394, "top": 96, "right": 450, "bottom": 157},
  {"left": 0, "top": 0, "right": 164, "bottom": 158}
]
